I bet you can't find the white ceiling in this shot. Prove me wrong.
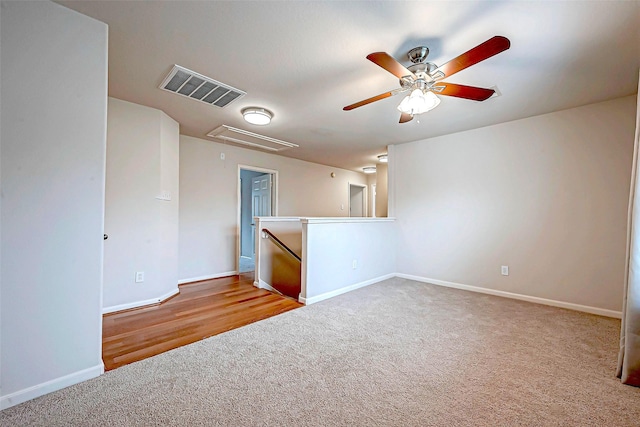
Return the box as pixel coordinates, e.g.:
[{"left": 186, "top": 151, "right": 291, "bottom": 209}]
[{"left": 57, "top": 0, "right": 639, "bottom": 172}]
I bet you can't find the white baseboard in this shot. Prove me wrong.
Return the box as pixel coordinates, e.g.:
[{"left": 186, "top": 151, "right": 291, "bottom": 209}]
[
  {"left": 256, "top": 279, "right": 272, "bottom": 291},
  {"left": 0, "top": 362, "right": 104, "bottom": 410},
  {"left": 102, "top": 287, "right": 179, "bottom": 314},
  {"left": 300, "top": 273, "right": 396, "bottom": 305},
  {"left": 396, "top": 273, "right": 622, "bottom": 319},
  {"left": 256, "top": 279, "right": 285, "bottom": 297},
  {"left": 178, "top": 271, "right": 237, "bottom": 285}
]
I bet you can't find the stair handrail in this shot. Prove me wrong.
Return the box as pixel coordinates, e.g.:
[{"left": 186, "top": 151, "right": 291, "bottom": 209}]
[{"left": 261, "top": 228, "right": 301, "bottom": 263}]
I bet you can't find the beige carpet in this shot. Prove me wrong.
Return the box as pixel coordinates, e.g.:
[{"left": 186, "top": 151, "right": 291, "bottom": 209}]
[{"left": 2, "top": 277, "right": 639, "bottom": 426}]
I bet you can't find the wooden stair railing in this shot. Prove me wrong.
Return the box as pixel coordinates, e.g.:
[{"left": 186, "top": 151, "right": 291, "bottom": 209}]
[{"left": 261, "top": 228, "right": 301, "bottom": 262}]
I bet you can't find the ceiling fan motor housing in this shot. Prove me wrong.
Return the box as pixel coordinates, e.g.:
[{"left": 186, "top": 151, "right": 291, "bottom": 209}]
[
  {"left": 408, "top": 62, "right": 438, "bottom": 77},
  {"left": 400, "top": 62, "right": 439, "bottom": 90}
]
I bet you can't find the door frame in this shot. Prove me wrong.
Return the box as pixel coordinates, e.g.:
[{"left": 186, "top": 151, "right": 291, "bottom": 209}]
[
  {"left": 237, "top": 164, "right": 279, "bottom": 274},
  {"left": 348, "top": 182, "right": 368, "bottom": 217}
]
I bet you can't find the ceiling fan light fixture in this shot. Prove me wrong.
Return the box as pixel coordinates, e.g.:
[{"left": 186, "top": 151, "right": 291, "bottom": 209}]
[
  {"left": 397, "top": 89, "right": 440, "bottom": 115},
  {"left": 242, "top": 107, "right": 273, "bottom": 125},
  {"left": 378, "top": 154, "right": 388, "bottom": 163}
]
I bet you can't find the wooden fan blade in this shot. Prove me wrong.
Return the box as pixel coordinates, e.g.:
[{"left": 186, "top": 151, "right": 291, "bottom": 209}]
[
  {"left": 399, "top": 112, "right": 413, "bottom": 123},
  {"left": 434, "top": 36, "right": 510, "bottom": 80},
  {"left": 434, "top": 83, "right": 495, "bottom": 101},
  {"left": 367, "top": 52, "right": 416, "bottom": 79},
  {"left": 343, "top": 91, "right": 394, "bottom": 111}
]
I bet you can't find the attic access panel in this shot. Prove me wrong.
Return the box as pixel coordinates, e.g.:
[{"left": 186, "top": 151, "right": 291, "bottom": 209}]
[
  {"left": 159, "top": 65, "right": 245, "bottom": 108},
  {"left": 207, "top": 125, "right": 299, "bottom": 152}
]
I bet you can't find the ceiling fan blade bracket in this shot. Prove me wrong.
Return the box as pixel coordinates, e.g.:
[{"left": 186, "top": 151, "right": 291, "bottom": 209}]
[
  {"left": 430, "top": 70, "right": 445, "bottom": 80},
  {"left": 399, "top": 76, "right": 414, "bottom": 89}
]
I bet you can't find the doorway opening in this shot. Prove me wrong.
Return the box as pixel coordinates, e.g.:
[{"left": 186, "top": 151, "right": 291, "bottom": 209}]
[
  {"left": 349, "top": 183, "right": 368, "bottom": 217},
  {"left": 238, "top": 165, "right": 278, "bottom": 274}
]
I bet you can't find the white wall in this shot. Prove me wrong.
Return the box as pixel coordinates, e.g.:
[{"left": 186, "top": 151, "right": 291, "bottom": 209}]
[
  {"left": 1, "top": 1, "right": 107, "bottom": 408},
  {"left": 179, "top": 135, "right": 368, "bottom": 282},
  {"left": 301, "top": 218, "right": 396, "bottom": 304},
  {"left": 103, "top": 98, "right": 179, "bottom": 312},
  {"left": 393, "top": 96, "right": 636, "bottom": 313}
]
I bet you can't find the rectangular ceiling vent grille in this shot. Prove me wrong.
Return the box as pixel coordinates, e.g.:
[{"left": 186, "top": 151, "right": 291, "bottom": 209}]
[
  {"left": 207, "top": 125, "right": 299, "bottom": 152},
  {"left": 159, "top": 65, "right": 245, "bottom": 108}
]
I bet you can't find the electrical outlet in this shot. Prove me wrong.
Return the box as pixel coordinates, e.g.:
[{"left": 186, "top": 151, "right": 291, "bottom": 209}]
[
  {"left": 352, "top": 260, "right": 357, "bottom": 269},
  {"left": 220, "top": 152, "right": 225, "bottom": 160},
  {"left": 501, "top": 266, "right": 509, "bottom": 276},
  {"left": 135, "top": 271, "right": 144, "bottom": 283}
]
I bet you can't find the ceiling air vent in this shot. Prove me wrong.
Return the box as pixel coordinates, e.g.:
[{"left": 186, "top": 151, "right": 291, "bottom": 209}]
[
  {"left": 159, "top": 65, "right": 245, "bottom": 107},
  {"left": 207, "top": 125, "right": 299, "bottom": 152}
]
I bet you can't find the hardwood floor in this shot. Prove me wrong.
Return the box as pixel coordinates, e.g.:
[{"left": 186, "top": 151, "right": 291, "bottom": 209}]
[{"left": 102, "top": 273, "right": 302, "bottom": 371}]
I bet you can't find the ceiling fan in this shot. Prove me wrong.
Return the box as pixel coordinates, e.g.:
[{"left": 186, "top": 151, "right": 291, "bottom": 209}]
[{"left": 343, "top": 36, "right": 511, "bottom": 123}]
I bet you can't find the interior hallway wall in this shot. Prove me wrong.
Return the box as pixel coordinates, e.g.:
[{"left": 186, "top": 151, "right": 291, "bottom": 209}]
[
  {"left": 392, "top": 95, "right": 637, "bottom": 313},
  {"left": 104, "top": 98, "right": 180, "bottom": 312},
  {"left": 179, "top": 135, "right": 367, "bottom": 282},
  {"left": 376, "top": 162, "right": 389, "bottom": 217},
  {"left": 1, "top": 0, "right": 107, "bottom": 408}
]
